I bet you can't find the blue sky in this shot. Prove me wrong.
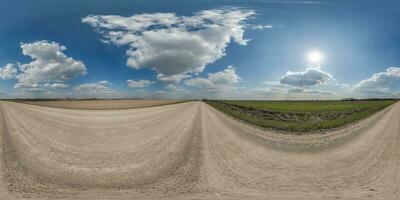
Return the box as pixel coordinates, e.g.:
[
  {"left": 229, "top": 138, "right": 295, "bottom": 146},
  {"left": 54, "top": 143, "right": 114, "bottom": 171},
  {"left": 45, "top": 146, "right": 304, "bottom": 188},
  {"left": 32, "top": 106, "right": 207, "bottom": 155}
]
[{"left": 0, "top": 0, "right": 400, "bottom": 99}]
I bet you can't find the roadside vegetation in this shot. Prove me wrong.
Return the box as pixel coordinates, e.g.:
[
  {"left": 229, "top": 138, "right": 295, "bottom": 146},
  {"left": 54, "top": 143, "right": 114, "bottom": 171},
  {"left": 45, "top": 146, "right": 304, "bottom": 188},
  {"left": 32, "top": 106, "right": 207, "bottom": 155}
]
[{"left": 204, "top": 99, "right": 396, "bottom": 133}]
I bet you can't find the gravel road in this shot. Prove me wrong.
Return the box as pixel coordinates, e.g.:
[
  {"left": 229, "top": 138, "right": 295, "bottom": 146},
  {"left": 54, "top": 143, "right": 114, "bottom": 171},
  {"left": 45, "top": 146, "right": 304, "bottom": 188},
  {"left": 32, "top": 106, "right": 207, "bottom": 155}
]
[{"left": 0, "top": 101, "right": 399, "bottom": 199}]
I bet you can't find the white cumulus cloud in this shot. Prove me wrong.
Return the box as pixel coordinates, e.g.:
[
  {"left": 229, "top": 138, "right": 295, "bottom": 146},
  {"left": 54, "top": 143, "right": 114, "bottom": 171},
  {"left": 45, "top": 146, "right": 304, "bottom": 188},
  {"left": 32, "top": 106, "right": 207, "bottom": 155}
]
[
  {"left": 74, "top": 81, "right": 113, "bottom": 95},
  {"left": 251, "top": 24, "right": 273, "bottom": 30},
  {"left": 0, "top": 64, "right": 18, "bottom": 80},
  {"left": 126, "top": 79, "right": 153, "bottom": 88},
  {"left": 44, "top": 83, "right": 69, "bottom": 89},
  {"left": 82, "top": 8, "right": 254, "bottom": 83},
  {"left": 280, "top": 67, "right": 332, "bottom": 87},
  {"left": 288, "top": 88, "right": 333, "bottom": 95},
  {"left": 354, "top": 67, "right": 400, "bottom": 96},
  {"left": 7, "top": 41, "right": 87, "bottom": 94},
  {"left": 13, "top": 82, "right": 70, "bottom": 93},
  {"left": 184, "top": 66, "right": 241, "bottom": 92},
  {"left": 166, "top": 84, "right": 186, "bottom": 92},
  {"left": 16, "top": 41, "right": 87, "bottom": 86}
]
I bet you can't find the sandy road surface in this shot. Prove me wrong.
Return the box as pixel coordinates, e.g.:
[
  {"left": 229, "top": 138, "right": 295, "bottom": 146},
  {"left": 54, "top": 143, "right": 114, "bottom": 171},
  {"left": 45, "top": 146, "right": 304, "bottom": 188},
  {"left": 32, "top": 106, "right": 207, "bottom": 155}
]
[{"left": 0, "top": 101, "right": 399, "bottom": 199}]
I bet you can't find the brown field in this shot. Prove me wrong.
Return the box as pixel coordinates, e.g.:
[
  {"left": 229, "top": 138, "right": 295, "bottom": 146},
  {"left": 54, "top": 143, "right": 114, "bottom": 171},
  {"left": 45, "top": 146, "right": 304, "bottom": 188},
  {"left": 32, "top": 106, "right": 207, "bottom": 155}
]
[
  {"left": 0, "top": 100, "right": 399, "bottom": 199},
  {"left": 17, "top": 99, "right": 183, "bottom": 110}
]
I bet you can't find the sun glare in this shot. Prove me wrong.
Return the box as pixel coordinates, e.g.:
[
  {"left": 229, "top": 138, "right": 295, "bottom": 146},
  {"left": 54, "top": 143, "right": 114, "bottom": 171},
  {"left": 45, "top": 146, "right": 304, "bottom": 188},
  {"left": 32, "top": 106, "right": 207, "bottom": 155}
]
[{"left": 308, "top": 51, "right": 323, "bottom": 63}]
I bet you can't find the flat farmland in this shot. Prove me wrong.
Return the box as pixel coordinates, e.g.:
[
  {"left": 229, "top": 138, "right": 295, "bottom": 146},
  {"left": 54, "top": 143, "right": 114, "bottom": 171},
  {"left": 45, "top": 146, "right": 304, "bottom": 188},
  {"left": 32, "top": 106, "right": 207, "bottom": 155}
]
[
  {"left": 205, "top": 100, "right": 395, "bottom": 132},
  {"left": 15, "top": 99, "right": 183, "bottom": 110}
]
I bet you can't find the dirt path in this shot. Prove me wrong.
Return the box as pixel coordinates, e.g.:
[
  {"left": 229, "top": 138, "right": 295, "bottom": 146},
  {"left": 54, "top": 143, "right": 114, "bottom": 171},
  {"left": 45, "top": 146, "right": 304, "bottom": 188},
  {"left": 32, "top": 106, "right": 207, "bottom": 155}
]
[{"left": 0, "top": 101, "right": 399, "bottom": 199}]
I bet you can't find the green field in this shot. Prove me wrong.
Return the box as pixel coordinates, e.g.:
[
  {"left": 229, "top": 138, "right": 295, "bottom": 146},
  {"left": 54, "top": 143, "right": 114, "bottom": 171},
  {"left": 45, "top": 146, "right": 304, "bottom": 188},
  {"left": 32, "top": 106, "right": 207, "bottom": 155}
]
[{"left": 205, "top": 100, "right": 396, "bottom": 133}]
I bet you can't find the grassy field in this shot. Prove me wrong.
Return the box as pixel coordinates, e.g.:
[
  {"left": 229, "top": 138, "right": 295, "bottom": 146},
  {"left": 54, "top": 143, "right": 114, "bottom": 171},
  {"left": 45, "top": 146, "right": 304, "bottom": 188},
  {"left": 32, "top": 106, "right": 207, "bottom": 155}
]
[{"left": 205, "top": 100, "right": 396, "bottom": 133}]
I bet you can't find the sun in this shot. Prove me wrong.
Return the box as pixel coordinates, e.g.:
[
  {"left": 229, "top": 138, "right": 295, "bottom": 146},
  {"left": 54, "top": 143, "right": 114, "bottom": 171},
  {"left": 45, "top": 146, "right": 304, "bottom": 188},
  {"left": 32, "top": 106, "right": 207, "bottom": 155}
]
[{"left": 308, "top": 51, "right": 323, "bottom": 63}]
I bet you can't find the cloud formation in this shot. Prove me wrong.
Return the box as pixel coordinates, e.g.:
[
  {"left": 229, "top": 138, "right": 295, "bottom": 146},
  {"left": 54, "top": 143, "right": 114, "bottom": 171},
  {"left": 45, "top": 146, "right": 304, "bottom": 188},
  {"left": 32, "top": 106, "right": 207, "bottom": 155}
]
[
  {"left": 184, "top": 66, "right": 241, "bottom": 92},
  {"left": 126, "top": 79, "right": 153, "bottom": 88},
  {"left": 17, "top": 41, "right": 87, "bottom": 85},
  {"left": 288, "top": 88, "right": 333, "bottom": 95},
  {"left": 74, "top": 81, "right": 113, "bottom": 95},
  {"left": 354, "top": 67, "right": 400, "bottom": 96},
  {"left": 83, "top": 8, "right": 254, "bottom": 83},
  {"left": 280, "top": 68, "right": 332, "bottom": 87},
  {"left": 166, "top": 84, "right": 186, "bottom": 92},
  {"left": 251, "top": 24, "right": 273, "bottom": 30},
  {"left": 6, "top": 41, "right": 87, "bottom": 93},
  {"left": 0, "top": 64, "right": 18, "bottom": 80}
]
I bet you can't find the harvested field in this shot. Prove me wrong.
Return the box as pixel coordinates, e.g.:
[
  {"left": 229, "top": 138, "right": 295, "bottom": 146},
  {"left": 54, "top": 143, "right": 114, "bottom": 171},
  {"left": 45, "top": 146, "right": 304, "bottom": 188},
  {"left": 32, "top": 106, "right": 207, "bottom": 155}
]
[
  {"left": 0, "top": 100, "right": 400, "bottom": 199},
  {"left": 15, "top": 99, "right": 182, "bottom": 110},
  {"left": 205, "top": 100, "right": 395, "bottom": 132}
]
